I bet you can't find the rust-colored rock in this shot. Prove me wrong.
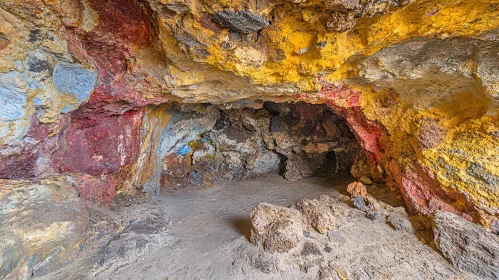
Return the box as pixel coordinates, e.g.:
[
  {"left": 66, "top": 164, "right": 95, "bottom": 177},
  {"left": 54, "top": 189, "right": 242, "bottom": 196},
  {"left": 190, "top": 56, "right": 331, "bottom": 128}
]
[{"left": 346, "top": 181, "right": 368, "bottom": 199}]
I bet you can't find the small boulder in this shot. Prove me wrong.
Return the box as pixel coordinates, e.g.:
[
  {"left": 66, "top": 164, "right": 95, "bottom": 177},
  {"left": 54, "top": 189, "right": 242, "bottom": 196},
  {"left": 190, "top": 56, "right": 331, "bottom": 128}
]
[
  {"left": 366, "top": 211, "right": 382, "bottom": 221},
  {"left": 365, "top": 196, "right": 382, "bottom": 211},
  {"left": 295, "top": 198, "right": 336, "bottom": 234},
  {"left": 352, "top": 195, "right": 369, "bottom": 212},
  {"left": 387, "top": 213, "right": 414, "bottom": 233},
  {"left": 346, "top": 181, "right": 367, "bottom": 198},
  {"left": 0, "top": 176, "right": 89, "bottom": 279},
  {"left": 433, "top": 211, "right": 499, "bottom": 279},
  {"left": 250, "top": 203, "right": 303, "bottom": 253}
]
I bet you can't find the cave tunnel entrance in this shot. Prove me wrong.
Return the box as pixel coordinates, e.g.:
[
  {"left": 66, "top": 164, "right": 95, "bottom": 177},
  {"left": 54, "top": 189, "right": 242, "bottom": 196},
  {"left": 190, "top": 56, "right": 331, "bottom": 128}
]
[
  {"left": 89, "top": 100, "right": 422, "bottom": 279},
  {"left": 32, "top": 100, "right": 423, "bottom": 279},
  {"left": 157, "top": 101, "right": 361, "bottom": 190}
]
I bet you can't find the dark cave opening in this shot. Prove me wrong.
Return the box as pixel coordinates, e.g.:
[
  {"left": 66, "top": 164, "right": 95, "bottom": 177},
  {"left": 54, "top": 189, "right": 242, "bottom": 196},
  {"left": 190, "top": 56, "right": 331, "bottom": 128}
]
[{"left": 159, "top": 101, "right": 360, "bottom": 189}]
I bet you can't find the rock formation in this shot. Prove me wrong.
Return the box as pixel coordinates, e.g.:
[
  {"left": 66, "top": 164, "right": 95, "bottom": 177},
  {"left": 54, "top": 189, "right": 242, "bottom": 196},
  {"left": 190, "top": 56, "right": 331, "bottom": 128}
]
[
  {"left": 433, "top": 211, "right": 499, "bottom": 279},
  {"left": 250, "top": 203, "right": 304, "bottom": 253},
  {"left": 0, "top": 177, "right": 89, "bottom": 278},
  {"left": 1, "top": 0, "right": 499, "bottom": 277}
]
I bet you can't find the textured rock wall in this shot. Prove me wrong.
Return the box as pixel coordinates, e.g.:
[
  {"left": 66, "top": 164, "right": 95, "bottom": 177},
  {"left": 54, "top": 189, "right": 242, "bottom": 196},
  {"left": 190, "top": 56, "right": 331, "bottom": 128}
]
[
  {"left": 0, "top": 0, "right": 498, "bottom": 229},
  {"left": 0, "top": 176, "right": 89, "bottom": 278}
]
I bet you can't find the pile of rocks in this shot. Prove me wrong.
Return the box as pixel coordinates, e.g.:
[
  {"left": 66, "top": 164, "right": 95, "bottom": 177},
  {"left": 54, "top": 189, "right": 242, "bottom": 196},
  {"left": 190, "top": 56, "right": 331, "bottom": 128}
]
[
  {"left": 250, "top": 195, "right": 340, "bottom": 253},
  {"left": 249, "top": 181, "right": 499, "bottom": 279}
]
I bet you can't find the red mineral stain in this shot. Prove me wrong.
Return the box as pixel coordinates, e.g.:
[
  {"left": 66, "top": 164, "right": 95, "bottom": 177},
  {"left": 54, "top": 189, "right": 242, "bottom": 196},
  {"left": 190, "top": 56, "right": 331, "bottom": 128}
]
[
  {"left": 74, "top": 174, "right": 116, "bottom": 207},
  {"left": 388, "top": 158, "right": 477, "bottom": 222},
  {"left": 52, "top": 109, "right": 143, "bottom": 176},
  {"left": 305, "top": 78, "right": 384, "bottom": 163},
  {"left": 0, "top": 37, "right": 9, "bottom": 50},
  {"left": 0, "top": 113, "right": 67, "bottom": 179},
  {"left": 301, "top": 80, "right": 479, "bottom": 222},
  {"left": 64, "top": 0, "right": 152, "bottom": 105},
  {"left": 86, "top": 0, "right": 151, "bottom": 45}
]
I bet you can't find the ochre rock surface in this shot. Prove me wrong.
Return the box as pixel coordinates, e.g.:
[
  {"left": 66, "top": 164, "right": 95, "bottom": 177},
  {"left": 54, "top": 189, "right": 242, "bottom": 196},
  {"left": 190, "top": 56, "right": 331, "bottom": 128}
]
[
  {"left": 0, "top": 0, "right": 498, "bottom": 228},
  {"left": 0, "top": 176, "right": 89, "bottom": 279}
]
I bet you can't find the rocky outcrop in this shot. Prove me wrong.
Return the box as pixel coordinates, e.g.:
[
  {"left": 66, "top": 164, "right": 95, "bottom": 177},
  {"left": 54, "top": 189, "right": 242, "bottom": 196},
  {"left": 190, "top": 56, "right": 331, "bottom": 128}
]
[{"left": 0, "top": 176, "right": 89, "bottom": 279}]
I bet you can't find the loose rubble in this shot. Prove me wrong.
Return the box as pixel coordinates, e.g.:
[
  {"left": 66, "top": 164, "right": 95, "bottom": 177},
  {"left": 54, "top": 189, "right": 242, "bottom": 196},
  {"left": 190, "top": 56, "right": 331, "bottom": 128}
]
[{"left": 242, "top": 178, "right": 473, "bottom": 279}]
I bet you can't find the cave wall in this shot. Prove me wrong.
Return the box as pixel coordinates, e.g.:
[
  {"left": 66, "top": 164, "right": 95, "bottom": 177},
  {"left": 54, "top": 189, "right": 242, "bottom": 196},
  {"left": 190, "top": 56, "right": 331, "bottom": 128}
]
[{"left": 0, "top": 0, "right": 498, "bottom": 231}]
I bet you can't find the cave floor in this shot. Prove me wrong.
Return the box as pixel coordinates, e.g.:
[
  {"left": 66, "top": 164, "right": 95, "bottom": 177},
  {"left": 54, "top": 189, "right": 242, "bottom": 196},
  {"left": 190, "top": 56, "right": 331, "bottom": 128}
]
[{"left": 42, "top": 174, "right": 468, "bottom": 280}]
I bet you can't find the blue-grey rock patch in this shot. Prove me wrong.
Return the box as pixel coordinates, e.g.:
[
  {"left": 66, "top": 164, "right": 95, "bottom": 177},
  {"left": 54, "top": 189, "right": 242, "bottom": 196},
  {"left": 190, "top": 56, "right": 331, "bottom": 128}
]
[
  {"left": 53, "top": 62, "right": 97, "bottom": 102},
  {"left": 0, "top": 72, "right": 28, "bottom": 122},
  {"left": 211, "top": 11, "right": 269, "bottom": 34}
]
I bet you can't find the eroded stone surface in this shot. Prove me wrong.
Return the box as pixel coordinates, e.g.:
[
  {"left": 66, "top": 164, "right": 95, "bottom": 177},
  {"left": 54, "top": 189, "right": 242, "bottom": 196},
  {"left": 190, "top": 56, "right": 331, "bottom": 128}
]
[
  {"left": 294, "top": 198, "right": 336, "bottom": 234},
  {"left": 250, "top": 203, "right": 304, "bottom": 253},
  {"left": 240, "top": 188, "right": 469, "bottom": 279},
  {"left": 0, "top": 177, "right": 89, "bottom": 279},
  {"left": 433, "top": 211, "right": 499, "bottom": 279},
  {"left": 346, "top": 181, "right": 368, "bottom": 198},
  {"left": 211, "top": 11, "right": 269, "bottom": 34},
  {"left": 0, "top": 0, "right": 498, "bottom": 228},
  {"left": 53, "top": 62, "right": 97, "bottom": 103}
]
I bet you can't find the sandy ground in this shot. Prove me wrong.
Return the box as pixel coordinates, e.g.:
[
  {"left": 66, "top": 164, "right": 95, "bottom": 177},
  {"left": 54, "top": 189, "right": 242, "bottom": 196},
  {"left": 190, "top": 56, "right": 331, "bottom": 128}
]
[{"left": 41, "top": 174, "right": 468, "bottom": 280}]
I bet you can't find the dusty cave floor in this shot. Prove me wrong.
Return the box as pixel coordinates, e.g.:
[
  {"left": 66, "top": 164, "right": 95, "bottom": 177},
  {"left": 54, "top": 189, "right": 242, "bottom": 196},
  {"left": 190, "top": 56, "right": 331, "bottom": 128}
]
[{"left": 41, "top": 174, "right": 470, "bottom": 280}]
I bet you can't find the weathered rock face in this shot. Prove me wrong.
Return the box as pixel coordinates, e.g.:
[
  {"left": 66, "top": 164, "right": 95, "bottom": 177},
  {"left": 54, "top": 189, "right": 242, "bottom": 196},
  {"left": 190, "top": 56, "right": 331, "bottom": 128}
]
[
  {"left": 0, "top": 0, "right": 498, "bottom": 239},
  {"left": 0, "top": 177, "right": 89, "bottom": 279},
  {"left": 294, "top": 198, "right": 336, "bottom": 234},
  {"left": 432, "top": 211, "right": 499, "bottom": 279}
]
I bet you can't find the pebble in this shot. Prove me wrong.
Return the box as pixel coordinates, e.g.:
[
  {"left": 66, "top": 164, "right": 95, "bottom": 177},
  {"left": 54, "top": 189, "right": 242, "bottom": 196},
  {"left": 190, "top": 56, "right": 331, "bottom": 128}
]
[
  {"left": 366, "top": 211, "right": 382, "bottom": 221},
  {"left": 359, "top": 176, "right": 373, "bottom": 185}
]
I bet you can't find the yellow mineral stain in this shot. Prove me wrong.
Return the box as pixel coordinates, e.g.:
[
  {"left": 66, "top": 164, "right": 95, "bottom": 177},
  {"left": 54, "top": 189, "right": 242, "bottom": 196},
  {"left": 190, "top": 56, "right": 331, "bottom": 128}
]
[
  {"left": 123, "top": 104, "right": 172, "bottom": 195},
  {"left": 188, "top": 0, "right": 499, "bottom": 90}
]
